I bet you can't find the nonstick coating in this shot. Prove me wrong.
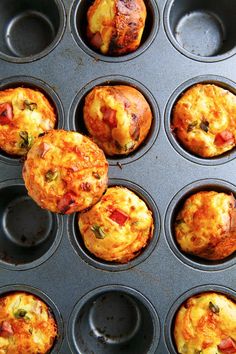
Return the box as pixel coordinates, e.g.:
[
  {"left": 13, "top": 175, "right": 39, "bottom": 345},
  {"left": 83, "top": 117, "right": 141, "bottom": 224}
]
[{"left": 0, "top": 0, "right": 236, "bottom": 353}]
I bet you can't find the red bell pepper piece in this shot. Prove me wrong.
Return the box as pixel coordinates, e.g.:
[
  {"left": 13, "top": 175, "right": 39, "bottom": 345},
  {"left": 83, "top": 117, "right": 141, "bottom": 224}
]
[
  {"left": 214, "top": 131, "right": 235, "bottom": 146},
  {"left": 109, "top": 209, "right": 129, "bottom": 226},
  {"left": 218, "top": 337, "right": 236, "bottom": 354},
  {"left": 38, "top": 142, "right": 51, "bottom": 158},
  {"left": 101, "top": 107, "right": 117, "bottom": 128},
  {"left": 90, "top": 31, "right": 103, "bottom": 48},
  {"left": 57, "top": 192, "right": 76, "bottom": 214},
  {"left": 0, "top": 321, "right": 14, "bottom": 337},
  {"left": 0, "top": 103, "right": 13, "bottom": 125}
]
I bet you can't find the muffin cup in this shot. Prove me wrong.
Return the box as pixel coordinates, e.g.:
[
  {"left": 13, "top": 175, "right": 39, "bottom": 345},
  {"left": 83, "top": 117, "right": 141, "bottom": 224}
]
[
  {"left": 164, "top": 178, "right": 236, "bottom": 271},
  {"left": 0, "top": 75, "right": 64, "bottom": 165},
  {"left": 164, "top": 284, "right": 236, "bottom": 353},
  {"left": 0, "top": 284, "right": 63, "bottom": 353},
  {"left": 69, "top": 75, "right": 160, "bottom": 166},
  {"left": 69, "top": 0, "right": 159, "bottom": 62},
  {"left": 0, "top": 179, "right": 63, "bottom": 271},
  {"left": 0, "top": 0, "right": 66, "bottom": 63},
  {"left": 68, "top": 178, "right": 160, "bottom": 271},
  {"left": 164, "top": 0, "right": 236, "bottom": 62},
  {"left": 67, "top": 285, "right": 160, "bottom": 354},
  {"left": 165, "top": 75, "right": 236, "bottom": 166}
]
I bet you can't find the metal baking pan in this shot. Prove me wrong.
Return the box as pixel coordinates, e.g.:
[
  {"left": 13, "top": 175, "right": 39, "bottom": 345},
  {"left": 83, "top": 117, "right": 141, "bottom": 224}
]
[{"left": 0, "top": 0, "right": 236, "bottom": 352}]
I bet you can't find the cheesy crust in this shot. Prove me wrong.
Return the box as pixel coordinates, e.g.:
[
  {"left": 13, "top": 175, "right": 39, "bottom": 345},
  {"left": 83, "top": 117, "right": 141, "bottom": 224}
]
[
  {"left": 174, "top": 292, "right": 236, "bottom": 354},
  {"left": 172, "top": 84, "right": 236, "bottom": 157},
  {"left": 174, "top": 191, "right": 236, "bottom": 260},
  {"left": 86, "top": 0, "right": 146, "bottom": 55},
  {"left": 0, "top": 292, "right": 57, "bottom": 354},
  {"left": 79, "top": 186, "right": 154, "bottom": 263},
  {"left": 0, "top": 87, "right": 56, "bottom": 156},
  {"left": 83, "top": 85, "right": 152, "bottom": 156},
  {"left": 23, "top": 130, "right": 108, "bottom": 214}
]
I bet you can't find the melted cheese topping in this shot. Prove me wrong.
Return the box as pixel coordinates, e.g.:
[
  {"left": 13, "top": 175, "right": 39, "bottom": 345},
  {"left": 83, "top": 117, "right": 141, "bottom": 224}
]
[
  {"left": 79, "top": 186, "right": 154, "bottom": 263},
  {"left": 87, "top": 0, "right": 116, "bottom": 54},
  {"left": 175, "top": 191, "right": 236, "bottom": 260},
  {"left": 87, "top": 0, "right": 146, "bottom": 55},
  {"left": 23, "top": 130, "right": 108, "bottom": 214},
  {"left": 172, "top": 84, "right": 236, "bottom": 157},
  {"left": 83, "top": 85, "right": 152, "bottom": 156},
  {"left": 0, "top": 292, "right": 57, "bottom": 354},
  {"left": 0, "top": 87, "right": 56, "bottom": 155},
  {"left": 174, "top": 292, "right": 236, "bottom": 354}
]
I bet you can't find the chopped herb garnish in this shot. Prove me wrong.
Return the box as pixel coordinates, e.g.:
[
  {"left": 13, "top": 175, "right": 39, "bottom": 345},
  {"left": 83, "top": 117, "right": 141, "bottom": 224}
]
[
  {"left": 45, "top": 170, "right": 58, "bottom": 182},
  {"left": 19, "top": 131, "right": 33, "bottom": 148},
  {"left": 209, "top": 301, "right": 220, "bottom": 314},
  {"left": 14, "top": 309, "right": 27, "bottom": 318},
  {"left": 194, "top": 350, "right": 202, "bottom": 354},
  {"left": 200, "top": 120, "right": 209, "bottom": 133},
  {"left": 92, "top": 171, "right": 101, "bottom": 179},
  {"left": 24, "top": 100, "right": 37, "bottom": 111},
  {"left": 91, "top": 225, "right": 106, "bottom": 239},
  {"left": 187, "top": 121, "right": 198, "bottom": 132},
  {"left": 29, "top": 328, "right": 33, "bottom": 334}
]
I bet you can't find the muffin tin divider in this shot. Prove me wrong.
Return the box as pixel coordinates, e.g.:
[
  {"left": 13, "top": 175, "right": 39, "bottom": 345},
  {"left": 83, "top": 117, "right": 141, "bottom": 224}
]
[{"left": 0, "top": 0, "right": 236, "bottom": 353}]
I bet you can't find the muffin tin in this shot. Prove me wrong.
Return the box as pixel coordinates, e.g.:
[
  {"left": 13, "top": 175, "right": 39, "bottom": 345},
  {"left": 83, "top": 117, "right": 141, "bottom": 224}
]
[{"left": 1, "top": 0, "right": 236, "bottom": 353}]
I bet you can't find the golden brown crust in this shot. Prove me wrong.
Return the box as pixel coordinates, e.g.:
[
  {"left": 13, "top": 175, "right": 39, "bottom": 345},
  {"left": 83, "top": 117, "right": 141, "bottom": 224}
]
[
  {"left": 172, "top": 84, "right": 236, "bottom": 157},
  {"left": 87, "top": 0, "right": 146, "bottom": 55},
  {"left": 83, "top": 85, "right": 152, "bottom": 156},
  {"left": 79, "top": 186, "right": 154, "bottom": 263},
  {"left": 174, "top": 191, "right": 236, "bottom": 260},
  {"left": 0, "top": 87, "right": 56, "bottom": 156},
  {"left": 174, "top": 292, "right": 236, "bottom": 354},
  {"left": 23, "top": 130, "right": 108, "bottom": 214},
  {"left": 0, "top": 292, "right": 57, "bottom": 354}
]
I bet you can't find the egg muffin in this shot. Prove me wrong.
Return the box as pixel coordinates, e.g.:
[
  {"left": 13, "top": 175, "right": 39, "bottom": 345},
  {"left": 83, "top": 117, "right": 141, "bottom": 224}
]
[
  {"left": 23, "top": 129, "right": 108, "bottom": 214},
  {"left": 83, "top": 85, "right": 152, "bottom": 156},
  {"left": 174, "top": 292, "right": 236, "bottom": 354},
  {"left": 86, "top": 0, "right": 146, "bottom": 56},
  {"left": 79, "top": 186, "right": 154, "bottom": 263},
  {"left": 172, "top": 84, "right": 236, "bottom": 157},
  {"left": 0, "top": 292, "right": 57, "bottom": 354},
  {"left": 174, "top": 191, "right": 236, "bottom": 260},
  {"left": 0, "top": 87, "right": 56, "bottom": 156}
]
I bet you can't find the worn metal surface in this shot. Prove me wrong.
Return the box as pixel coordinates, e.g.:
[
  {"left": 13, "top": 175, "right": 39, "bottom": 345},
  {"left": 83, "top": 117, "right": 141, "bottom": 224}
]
[{"left": 0, "top": 0, "right": 236, "bottom": 353}]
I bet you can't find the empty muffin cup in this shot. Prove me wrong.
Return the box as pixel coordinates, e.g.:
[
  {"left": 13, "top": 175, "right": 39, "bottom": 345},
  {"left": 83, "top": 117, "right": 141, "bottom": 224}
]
[
  {"left": 165, "top": 178, "right": 236, "bottom": 271},
  {"left": 0, "top": 284, "right": 63, "bottom": 353},
  {"left": 70, "top": 0, "right": 159, "bottom": 62},
  {"left": 164, "top": 0, "right": 236, "bottom": 62},
  {"left": 165, "top": 284, "right": 236, "bottom": 354},
  {"left": 67, "top": 285, "right": 160, "bottom": 354},
  {"left": 69, "top": 75, "right": 160, "bottom": 166},
  {"left": 0, "top": 0, "right": 66, "bottom": 62},
  {"left": 68, "top": 178, "right": 160, "bottom": 271},
  {"left": 0, "top": 179, "right": 63, "bottom": 270}
]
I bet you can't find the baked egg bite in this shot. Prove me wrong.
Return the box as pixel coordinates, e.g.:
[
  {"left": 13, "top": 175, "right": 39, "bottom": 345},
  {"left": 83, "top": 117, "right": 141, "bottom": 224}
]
[
  {"left": 174, "top": 191, "right": 236, "bottom": 260},
  {"left": 79, "top": 186, "right": 154, "bottom": 263},
  {"left": 174, "top": 292, "right": 236, "bottom": 354},
  {"left": 0, "top": 292, "right": 57, "bottom": 354},
  {"left": 23, "top": 129, "right": 108, "bottom": 214},
  {"left": 83, "top": 85, "right": 152, "bottom": 156},
  {"left": 0, "top": 87, "right": 56, "bottom": 156},
  {"left": 172, "top": 84, "right": 236, "bottom": 158},
  {"left": 86, "top": 0, "right": 146, "bottom": 56}
]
